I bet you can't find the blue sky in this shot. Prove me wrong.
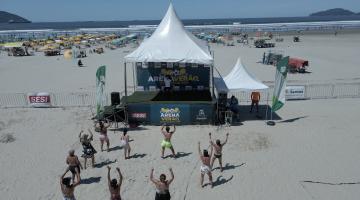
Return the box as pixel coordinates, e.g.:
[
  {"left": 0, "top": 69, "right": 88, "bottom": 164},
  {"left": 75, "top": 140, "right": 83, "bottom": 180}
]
[{"left": 2, "top": 0, "right": 360, "bottom": 22}]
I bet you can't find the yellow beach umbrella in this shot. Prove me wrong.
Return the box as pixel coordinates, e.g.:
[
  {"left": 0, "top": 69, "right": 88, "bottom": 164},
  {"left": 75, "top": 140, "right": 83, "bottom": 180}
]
[{"left": 64, "top": 49, "right": 72, "bottom": 60}]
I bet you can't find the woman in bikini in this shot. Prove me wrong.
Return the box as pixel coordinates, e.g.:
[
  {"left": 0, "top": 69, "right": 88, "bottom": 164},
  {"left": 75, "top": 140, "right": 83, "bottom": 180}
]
[
  {"left": 209, "top": 132, "right": 229, "bottom": 172},
  {"left": 95, "top": 120, "right": 111, "bottom": 152},
  {"left": 150, "top": 167, "right": 174, "bottom": 200},
  {"left": 79, "top": 129, "right": 97, "bottom": 169},
  {"left": 120, "top": 129, "right": 131, "bottom": 159},
  {"left": 198, "top": 141, "right": 213, "bottom": 188}
]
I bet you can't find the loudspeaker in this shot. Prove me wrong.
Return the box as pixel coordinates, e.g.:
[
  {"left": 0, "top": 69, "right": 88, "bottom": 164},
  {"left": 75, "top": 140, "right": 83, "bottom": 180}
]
[{"left": 111, "top": 92, "right": 120, "bottom": 106}]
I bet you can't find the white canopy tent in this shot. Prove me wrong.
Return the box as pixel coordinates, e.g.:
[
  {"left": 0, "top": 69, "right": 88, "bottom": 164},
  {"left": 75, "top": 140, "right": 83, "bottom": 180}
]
[
  {"left": 125, "top": 3, "right": 213, "bottom": 64},
  {"left": 224, "top": 57, "right": 269, "bottom": 91}
]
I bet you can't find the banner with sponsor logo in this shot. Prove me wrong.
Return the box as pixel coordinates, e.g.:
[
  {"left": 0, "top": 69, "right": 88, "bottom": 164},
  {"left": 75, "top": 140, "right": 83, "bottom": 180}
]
[
  {"left": 285, "top": 86, "right": 305, "bottom": 100},
  {"left": 150, "top": 104, "right": 190, "bottom": 125},
  {"left": 272, "top": 57, "right": 289, "bottom": 111},
  {"left": 136, "top": 64, "right": 210, "bottom": 90},
  {"left": 27, "top": 92, "right": 51, "bottom": 107},
  {"left": 189, "top": 104, "right": 214, "bottom": 124}
]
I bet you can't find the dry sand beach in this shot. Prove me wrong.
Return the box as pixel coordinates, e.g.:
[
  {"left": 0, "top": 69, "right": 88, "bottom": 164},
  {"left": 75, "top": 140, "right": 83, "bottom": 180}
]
[{"left": 1, "top": 32, "right": 360, "bottom": 200}]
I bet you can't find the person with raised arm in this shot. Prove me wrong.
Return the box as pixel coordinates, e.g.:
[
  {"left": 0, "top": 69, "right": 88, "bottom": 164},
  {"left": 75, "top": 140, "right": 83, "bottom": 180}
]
[
  {"left": 107, "top": 166, "right": 123, "bottom": 200},
  {"left": 160, "top": 124, "right": 176, "bottom": 158},
  {"left": 95, "top": 120, "right": 111, "bottom": 152},
  {"left": 198, "top": 141, "right": 213, "bottom": 188},
  {"left": 79, "top": 129, "right": 97, "bottom": 169},
  {"left": 150, "top": 167, "right": 174, "bottom": 200},
  {"left": 209, "top": 132, "right": 229, "bottom": 172},
  {"left": 60, "top": 167, "right": 81, "bottom": 200}
]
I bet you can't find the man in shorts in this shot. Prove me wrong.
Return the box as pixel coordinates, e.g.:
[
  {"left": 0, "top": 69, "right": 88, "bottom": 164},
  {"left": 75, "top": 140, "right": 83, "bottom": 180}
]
[{"left": 160, "top": 124, "right": 176, "bottom": 158}]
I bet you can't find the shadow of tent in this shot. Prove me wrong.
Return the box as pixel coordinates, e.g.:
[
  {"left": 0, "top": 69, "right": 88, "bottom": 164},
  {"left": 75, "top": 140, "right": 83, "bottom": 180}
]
[{"left": 234, "top": 105, "right": 282, "bottom": 123}]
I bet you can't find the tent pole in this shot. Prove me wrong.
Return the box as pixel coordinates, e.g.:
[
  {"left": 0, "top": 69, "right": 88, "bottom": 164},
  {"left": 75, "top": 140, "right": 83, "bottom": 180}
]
[
  {"left": 132, "top": 62, "right": 135, "bottom": 92},
  {"left": 124, "top": 62, "right": 128, "bottom": 125},
  {"left": 265, "top": 91, "right": 269, "bottom": 122},
  {"left": 211, "top": 51, "right": 215, "bottom": 98},
  {"left": 124, "top": 62, "right": 128, "bottom": 99}
]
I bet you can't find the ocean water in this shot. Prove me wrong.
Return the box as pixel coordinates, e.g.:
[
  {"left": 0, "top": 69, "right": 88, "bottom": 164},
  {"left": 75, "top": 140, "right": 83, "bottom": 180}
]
[{"left": 1, "top": 15, "right": 360, "bottom": 31}]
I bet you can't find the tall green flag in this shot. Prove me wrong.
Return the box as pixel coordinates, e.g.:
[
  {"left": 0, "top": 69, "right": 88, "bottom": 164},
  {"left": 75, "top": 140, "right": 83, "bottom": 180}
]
[
  {"left": 96, "top": 65, "right": 106, "bottom": 115},
  {"left": 272, "top": 56, "right": 289, "bottom": 111}
]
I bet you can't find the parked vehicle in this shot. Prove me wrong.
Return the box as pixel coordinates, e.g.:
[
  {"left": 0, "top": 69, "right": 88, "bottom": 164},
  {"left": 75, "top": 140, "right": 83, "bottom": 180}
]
[
  {"left": 288, "top": 58, "right": 308, "bottom": 73},
  {"left": 254, "top": 39, "right": 275, "bottom": 48}
]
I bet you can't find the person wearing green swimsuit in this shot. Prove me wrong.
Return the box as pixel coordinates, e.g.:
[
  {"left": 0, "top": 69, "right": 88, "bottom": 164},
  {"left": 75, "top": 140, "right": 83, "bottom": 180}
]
[{"left": 160, "top": 124, "right": 176, "bottom": 158}]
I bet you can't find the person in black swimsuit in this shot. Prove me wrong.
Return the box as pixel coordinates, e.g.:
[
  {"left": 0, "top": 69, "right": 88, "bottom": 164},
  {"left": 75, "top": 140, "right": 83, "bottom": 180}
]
[
  {"left": 209, "top": 132, "right": 229, "bottom": 172},
  {"left": 150, "top": 167, "right": 174, "bottom": 200},
  {"left": 66, "top": 149, "right": 83, "bottom": 183},
  {"left": 79, "top": 129, "right": 97, "bottom": 169}
]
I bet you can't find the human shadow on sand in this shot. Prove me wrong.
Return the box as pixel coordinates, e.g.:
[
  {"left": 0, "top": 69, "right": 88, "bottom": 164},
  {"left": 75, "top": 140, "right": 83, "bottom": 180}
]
[
  {"left": 162, "top": 152, "right": 192, "bottom": 159},
  {"left": 81, "top": 176, "right": 101, "bottom": 184},
  {"left": 212, "top": 163, "right": 246, "bottom": 171},
  {"left": 213, "top": 175, "right": 234, "bottom": 187},
  {"left": 175, "top": 152, "right": 192, "bottom": 159},
  {"left": 94, "top": 159, "right": 117, "bottom": 168},
  {"left": 108, "top": 146, "right": 122, "bottom": 152},
  {"left": 130, "top": 153, "right": 147, "bottom": 159}
]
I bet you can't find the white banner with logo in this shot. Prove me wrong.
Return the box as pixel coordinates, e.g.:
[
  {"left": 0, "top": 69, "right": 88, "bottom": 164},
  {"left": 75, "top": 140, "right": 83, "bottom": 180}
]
[
  {"left": 285, "top": 86, "right": 305, "bottom": 100},
  {"left": 27, "top": 92, "right": 51, "bottom": 107}
]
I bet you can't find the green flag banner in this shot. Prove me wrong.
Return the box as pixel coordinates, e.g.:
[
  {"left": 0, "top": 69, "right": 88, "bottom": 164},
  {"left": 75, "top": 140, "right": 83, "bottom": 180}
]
[
  {"left": 272, "top": 57, "right": 289, "bottom": 112},
  {"left": 96, "top": 65, "right": 106, "bottom": 115}
]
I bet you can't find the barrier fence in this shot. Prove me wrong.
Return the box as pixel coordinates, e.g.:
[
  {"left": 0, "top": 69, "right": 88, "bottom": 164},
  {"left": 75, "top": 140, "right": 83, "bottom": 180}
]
[{"left": 1, "top": 83, "right": 360, "bottom": 108}]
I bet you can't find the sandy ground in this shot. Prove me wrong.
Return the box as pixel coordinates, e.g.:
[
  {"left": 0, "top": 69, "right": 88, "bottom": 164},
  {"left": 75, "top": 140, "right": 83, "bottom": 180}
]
[
  {"left": 1, "top": 32, "right": 360, "bottom": 200},
  {"left": 0, "top": 98, "right": 360, "bottom": 200},
  {"left": 1, "top": 33, "right": 360, "bottom": 94}
]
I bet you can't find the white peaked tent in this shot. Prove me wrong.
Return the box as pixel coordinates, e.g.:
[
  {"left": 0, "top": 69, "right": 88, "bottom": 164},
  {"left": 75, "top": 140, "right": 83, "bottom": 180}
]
[
  {"left": 224, "top": 58, "right": 269, "bottom": 91},
  {"left": 125, "top": 4, "right": 213, "bottom": 64}
]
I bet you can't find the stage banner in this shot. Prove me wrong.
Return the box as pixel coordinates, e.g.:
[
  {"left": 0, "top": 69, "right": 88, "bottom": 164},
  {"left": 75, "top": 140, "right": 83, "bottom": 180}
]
[
  {"left": 189, "top": 104, "right": 214, "bottom": 124},
  {"left": 150, "top": 104, "right": 190, "bottom": 125},
  {"left": 272, "top": 57, "right": 289, "bottom": 111},
  {"left": 136, "top": 65, "right": 210, "bottom": 90},
  {"left": 96, "top": 65, "right": 106, "bottom": 115}
]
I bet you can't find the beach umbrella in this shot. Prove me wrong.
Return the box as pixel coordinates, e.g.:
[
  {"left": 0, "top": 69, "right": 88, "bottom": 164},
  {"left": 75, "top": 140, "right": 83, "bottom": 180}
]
[
  {"left": 64, "top": 49, "right": 72, "bottom": 60},
  {"left": 1, "top": 42, "right": 23, "bottom": 48}
]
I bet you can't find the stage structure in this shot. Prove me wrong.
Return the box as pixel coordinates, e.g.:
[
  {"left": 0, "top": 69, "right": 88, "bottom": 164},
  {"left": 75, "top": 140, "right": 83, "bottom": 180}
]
[{"left": 122, "top": 4, "right": 217, "bottom": 125}]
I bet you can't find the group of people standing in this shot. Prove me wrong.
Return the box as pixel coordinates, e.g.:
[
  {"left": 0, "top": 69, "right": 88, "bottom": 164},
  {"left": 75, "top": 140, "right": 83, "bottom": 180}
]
[{"left": 60, "top": 122, "right": 230, "bottom": 200}]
